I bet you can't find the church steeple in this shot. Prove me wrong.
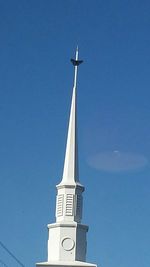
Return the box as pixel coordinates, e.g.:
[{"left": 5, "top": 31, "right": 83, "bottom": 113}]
[
  {"left": 36, "top": 49, "right": 96, "bottom": 267},
  {"left": 56, "top": 48, "right": 84, "bottom": 224},
  {"left": 59, "top": 47, "right": 82, "bottom": 186}
]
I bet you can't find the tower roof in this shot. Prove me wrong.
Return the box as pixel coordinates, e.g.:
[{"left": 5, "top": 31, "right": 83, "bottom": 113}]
[{"left": 58, "top": 48, "right": 83, "bottom": 186}]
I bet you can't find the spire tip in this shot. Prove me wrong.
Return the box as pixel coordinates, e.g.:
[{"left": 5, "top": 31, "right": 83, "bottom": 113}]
[{"left": 70, "top": 47, "right": 83, "bottom": 66}]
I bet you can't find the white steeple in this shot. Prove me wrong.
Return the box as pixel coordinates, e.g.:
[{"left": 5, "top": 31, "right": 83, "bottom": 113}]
[
  {"left": 60, "top": 47, "right": 79, "bottom": 185},
  {"left": 56, "top": 47, "right": 84, "bottom": 224},
  {"left": 36, "top": 49, "right": 97, "bottom": 267}
]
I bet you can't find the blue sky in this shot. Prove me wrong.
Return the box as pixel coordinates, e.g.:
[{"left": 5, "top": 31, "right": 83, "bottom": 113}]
[{"left": 0, "top": 0, "right": 150, "bottom": 266}]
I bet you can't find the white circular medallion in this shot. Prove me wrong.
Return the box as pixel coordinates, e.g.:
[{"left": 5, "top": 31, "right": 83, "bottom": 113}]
[{"left": 62, "top": 237, "right": 75, "bottom": 251}]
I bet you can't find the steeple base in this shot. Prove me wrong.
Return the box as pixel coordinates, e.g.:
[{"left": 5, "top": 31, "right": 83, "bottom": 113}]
[
  {"left": 36, "top": 260, "right": 97, "bottom": 267},
  {"left": 47, "top": 222, "right": 88, "bottom": 262}
]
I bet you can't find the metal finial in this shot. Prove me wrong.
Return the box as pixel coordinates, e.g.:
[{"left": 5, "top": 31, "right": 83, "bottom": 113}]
[{"left": 70, "top": 47, "right": 83, "bottom": 66}]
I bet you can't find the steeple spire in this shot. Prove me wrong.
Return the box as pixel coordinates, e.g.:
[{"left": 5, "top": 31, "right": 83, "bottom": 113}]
[
  {"left": 36, "top": 49, "right": 97, "bottom": 267},
  {"left": 59, "top": 47, "right": 83, "bottom": 186}
]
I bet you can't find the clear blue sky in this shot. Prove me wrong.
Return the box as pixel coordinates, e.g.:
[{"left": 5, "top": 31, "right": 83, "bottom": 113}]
[{"left": 0, "top": 1, "right": 150, "bottom": 266}]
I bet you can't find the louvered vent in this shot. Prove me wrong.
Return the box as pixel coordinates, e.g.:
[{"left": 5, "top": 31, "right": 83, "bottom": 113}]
[
  {"left": 76, "top": 195, "right": 83, "bottom": 218},
  {"left": 66, "top": 194, "right": 74, "bottom": 216},
  {"left": 57, "top": 194, "right": 64, "bottom": 217}
]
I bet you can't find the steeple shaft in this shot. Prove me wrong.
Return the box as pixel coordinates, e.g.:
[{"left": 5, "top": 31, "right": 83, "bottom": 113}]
[
  {"left": 56, "top": 49, "right": 84, "bottom": 225},
  {"left": 59, "top": 48, "right": 81, "bottom": 186}
]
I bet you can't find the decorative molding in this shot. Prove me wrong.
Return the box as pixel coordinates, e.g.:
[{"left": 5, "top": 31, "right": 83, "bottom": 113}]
[{"left": 61, "top": 237, "right": 75, "bottom": 251}]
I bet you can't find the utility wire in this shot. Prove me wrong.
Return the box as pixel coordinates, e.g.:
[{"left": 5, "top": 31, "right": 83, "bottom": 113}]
[
  {"left": 0, "top": 241, "right": 25, "bottom": 267},
  {"left": 0, "top": 259, "right": 9, "bottom": 267}
]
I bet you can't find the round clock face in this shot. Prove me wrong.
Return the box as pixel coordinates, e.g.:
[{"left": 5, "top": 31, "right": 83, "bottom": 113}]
[{"left": 61, "top": 237, "right": 75, "bottom": 251}]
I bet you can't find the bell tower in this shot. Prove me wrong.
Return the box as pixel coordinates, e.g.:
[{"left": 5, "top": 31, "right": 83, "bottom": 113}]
[{"left": 36, "top": 48, "right": 97, "bottom": 267}]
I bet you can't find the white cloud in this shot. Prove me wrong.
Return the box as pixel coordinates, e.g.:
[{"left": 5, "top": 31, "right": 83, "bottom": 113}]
[{"left": 88, "top": 151, "right": 148, "bottom": 172}]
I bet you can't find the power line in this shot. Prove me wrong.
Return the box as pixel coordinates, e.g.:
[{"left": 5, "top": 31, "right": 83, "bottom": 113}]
[
  {"left": 0, "top": 241, "right": 25, "bottom": 267},
  {"left": 0, "top": 259, "right": 9, "bottom": 267}
]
